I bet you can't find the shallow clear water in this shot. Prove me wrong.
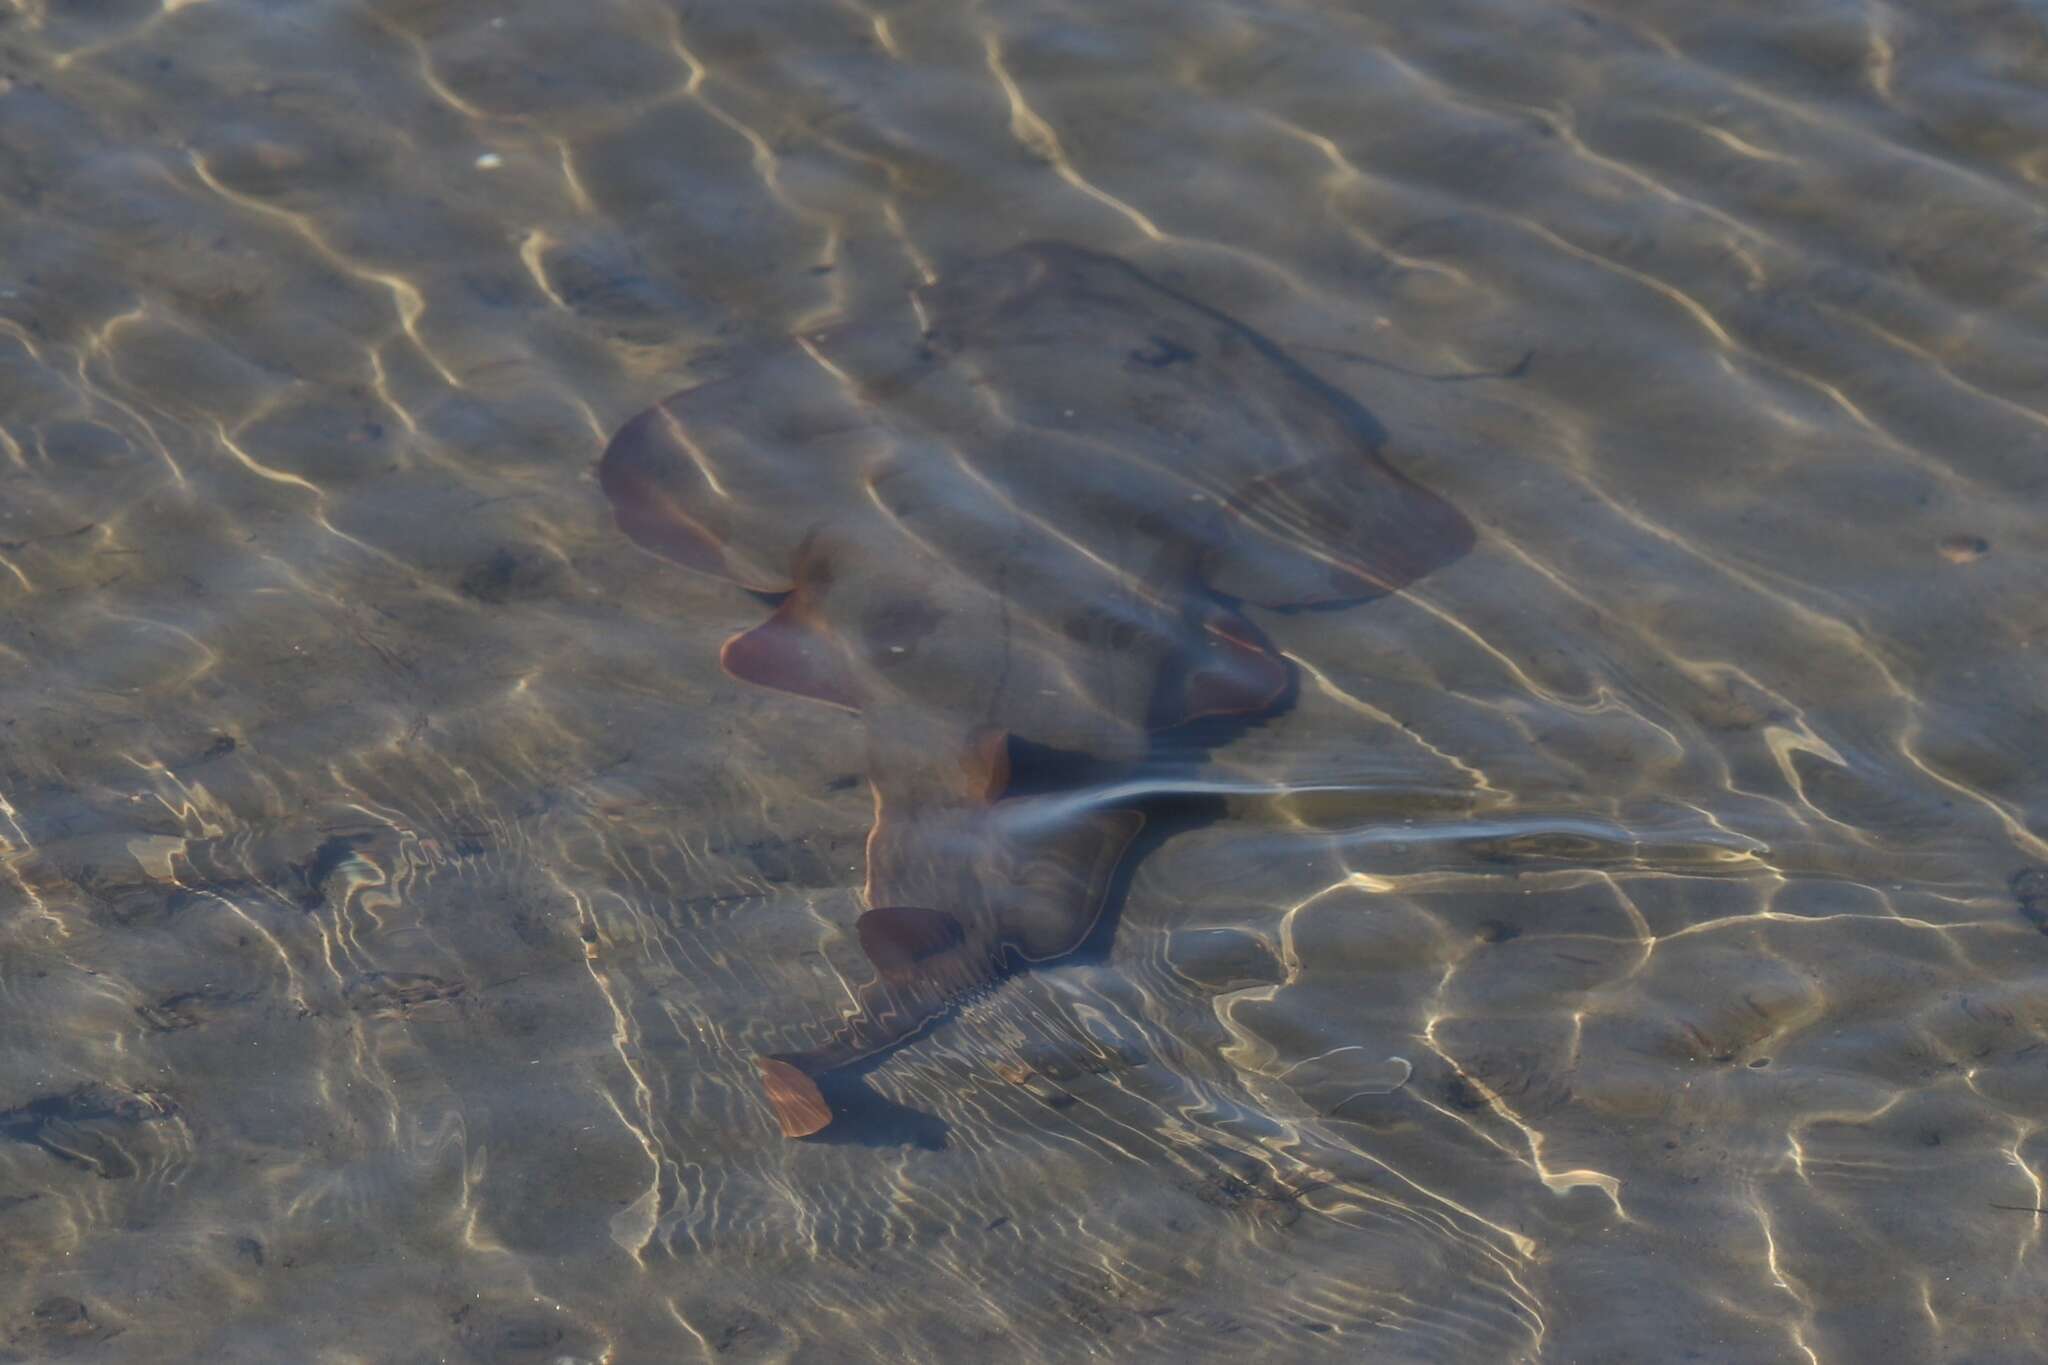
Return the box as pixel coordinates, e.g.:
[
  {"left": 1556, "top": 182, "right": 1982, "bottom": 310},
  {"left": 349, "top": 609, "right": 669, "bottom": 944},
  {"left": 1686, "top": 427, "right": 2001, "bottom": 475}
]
[{"left": 2, "top": 1, "right": 2046, "bottom": 1360}]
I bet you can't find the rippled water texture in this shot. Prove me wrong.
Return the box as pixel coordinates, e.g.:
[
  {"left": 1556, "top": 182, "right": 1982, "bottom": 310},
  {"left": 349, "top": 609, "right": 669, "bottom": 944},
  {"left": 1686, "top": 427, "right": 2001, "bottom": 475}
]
[{"left": 3, "top": 1, "right": 2047, "bottom": 1360}]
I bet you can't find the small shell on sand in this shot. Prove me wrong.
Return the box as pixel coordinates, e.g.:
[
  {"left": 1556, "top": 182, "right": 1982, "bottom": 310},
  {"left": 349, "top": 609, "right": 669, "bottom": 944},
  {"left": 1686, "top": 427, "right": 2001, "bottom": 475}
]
[{"left": 1939, "top": 534, "right": 1990, "bottom": 563}]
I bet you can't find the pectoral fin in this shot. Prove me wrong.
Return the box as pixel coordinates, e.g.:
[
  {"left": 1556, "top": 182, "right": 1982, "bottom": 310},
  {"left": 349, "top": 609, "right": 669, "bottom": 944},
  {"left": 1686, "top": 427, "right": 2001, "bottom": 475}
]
[{"left": 1203, "top": 452, "right": 1475, "bottom": 608}]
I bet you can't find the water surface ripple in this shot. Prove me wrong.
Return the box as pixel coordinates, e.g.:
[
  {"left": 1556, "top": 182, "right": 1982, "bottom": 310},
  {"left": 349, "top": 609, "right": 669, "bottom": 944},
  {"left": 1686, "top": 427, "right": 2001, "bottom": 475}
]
[{"left": 1, "top": 0, "right": 2045, "bottom": 1360}]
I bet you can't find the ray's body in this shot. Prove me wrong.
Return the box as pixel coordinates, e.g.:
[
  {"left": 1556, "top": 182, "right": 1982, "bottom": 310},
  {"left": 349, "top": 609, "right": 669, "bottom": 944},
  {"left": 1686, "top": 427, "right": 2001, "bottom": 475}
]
[{"left": 599, "top": 243, "right": 1474, "bottom": 1137}]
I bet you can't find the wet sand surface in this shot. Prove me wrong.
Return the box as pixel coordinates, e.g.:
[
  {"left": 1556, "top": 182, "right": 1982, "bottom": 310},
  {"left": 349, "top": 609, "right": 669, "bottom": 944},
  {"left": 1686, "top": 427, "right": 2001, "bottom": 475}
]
[{"left": 2, "top": 1, "right": 2047, "bottom": 1360}]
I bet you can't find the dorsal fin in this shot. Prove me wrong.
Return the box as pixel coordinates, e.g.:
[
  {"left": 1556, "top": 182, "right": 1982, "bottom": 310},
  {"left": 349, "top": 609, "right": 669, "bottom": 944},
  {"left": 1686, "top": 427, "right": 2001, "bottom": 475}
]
[
  {"left": 858, "top": 906, "right": 969, "bottom": 984},
  {"left": 990, "top": 806, "right": 1146, "bottom": 962}
]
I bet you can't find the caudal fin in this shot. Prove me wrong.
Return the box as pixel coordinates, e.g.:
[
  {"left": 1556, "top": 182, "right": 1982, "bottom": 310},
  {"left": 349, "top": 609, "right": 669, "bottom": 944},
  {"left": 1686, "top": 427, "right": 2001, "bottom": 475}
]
[{"left": 758, "top": 1056, "right": 834, "bottom": 1138}]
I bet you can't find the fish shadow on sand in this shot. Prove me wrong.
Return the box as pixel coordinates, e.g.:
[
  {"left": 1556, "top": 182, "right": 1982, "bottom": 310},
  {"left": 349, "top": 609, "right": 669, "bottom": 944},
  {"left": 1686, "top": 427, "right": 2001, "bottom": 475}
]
[
  {"left": 599, "top": 242, "right": 1479, "bottom": 1141},
  {"left": 788, "top": 736, "right": 1258, "bottom": 1150}
]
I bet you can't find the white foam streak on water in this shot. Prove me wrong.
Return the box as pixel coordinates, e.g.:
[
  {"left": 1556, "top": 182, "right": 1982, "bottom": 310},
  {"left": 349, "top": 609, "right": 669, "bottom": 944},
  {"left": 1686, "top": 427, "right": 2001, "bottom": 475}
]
[{"left": 0, "top": 0, "right": 2044, "bottom": 1360}]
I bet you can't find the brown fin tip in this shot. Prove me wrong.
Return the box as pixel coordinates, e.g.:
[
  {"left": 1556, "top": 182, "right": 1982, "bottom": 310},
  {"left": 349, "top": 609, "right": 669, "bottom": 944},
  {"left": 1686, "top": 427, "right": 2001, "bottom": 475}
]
[{"left": 757, "top": 1057, "right": 834, "bottom": 1138}]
